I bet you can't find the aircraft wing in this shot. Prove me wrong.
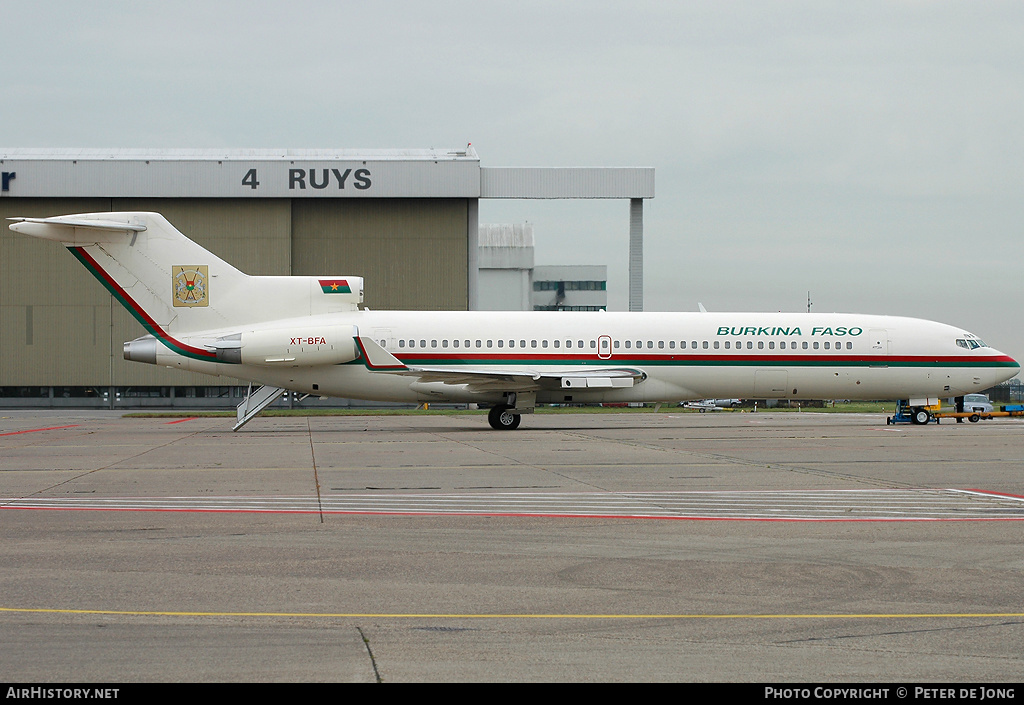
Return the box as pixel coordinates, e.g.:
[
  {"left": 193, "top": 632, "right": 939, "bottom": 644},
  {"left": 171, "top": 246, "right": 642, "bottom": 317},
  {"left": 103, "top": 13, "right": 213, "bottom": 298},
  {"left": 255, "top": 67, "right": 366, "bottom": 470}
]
[{"left": 355, "top": 336, "right": 643, "bottom": 392}]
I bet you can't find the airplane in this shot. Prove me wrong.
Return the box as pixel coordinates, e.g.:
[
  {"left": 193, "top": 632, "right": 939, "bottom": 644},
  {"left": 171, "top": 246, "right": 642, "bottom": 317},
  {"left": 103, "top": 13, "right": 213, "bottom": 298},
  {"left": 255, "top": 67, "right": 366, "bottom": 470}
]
[{"left": 8, "top": 211, "right": 1020, "bottom": 431}]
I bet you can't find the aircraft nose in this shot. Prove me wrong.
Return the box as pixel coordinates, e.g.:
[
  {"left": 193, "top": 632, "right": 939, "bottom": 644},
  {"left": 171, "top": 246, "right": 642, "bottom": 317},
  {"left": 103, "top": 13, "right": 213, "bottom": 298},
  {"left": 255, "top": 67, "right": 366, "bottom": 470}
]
[{"left": 990, "top": 348, "right": 1020, "bottom": 385}]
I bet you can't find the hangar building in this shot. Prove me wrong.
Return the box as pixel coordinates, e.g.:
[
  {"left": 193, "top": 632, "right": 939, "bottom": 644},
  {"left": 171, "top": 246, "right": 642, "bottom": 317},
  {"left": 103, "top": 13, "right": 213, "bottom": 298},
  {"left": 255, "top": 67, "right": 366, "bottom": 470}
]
[{"left": 0, "top": 148, "right": 653, "bottom": 406}]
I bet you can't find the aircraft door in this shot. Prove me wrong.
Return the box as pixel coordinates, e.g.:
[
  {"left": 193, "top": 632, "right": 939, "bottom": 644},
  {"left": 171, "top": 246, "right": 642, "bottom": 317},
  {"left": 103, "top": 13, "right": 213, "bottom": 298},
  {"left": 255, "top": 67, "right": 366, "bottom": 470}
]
[
  {"left": 598, "top": 335, "right": 612, "bottom": 359},
  {"left": 754, "top": 369, "right": 789, "bottom": 398},
  {"left": 371, "top": 328, "right": 396, "bottom": 351},
  {"left": 869, "top": 328, "right": 890, "bottom": 355}
]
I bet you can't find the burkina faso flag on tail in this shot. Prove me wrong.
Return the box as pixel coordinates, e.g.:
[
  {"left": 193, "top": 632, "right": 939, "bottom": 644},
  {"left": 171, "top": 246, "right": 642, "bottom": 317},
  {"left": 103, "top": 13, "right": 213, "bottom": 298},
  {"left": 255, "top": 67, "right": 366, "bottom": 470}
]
[{"left": 319, "top": 279, "right": 352, "bottom": 294}]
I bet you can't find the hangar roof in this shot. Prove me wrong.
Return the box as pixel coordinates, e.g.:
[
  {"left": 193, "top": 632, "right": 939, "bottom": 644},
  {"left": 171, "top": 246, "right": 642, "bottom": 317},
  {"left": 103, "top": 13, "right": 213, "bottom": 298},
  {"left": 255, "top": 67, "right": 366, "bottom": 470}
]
[
  {"left": 0, "top": 147, "right": 479, "bottom": 161},
  {"left": 0, "top": 147, "right": 652, "bottom": 199}
]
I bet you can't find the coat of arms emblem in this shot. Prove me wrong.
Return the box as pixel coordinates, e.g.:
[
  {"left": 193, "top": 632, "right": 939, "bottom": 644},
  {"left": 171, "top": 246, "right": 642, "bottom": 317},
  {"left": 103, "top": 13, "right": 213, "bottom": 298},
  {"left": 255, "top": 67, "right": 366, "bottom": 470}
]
[{"left": 172, "top": 265, "right": 209, "bottom": 307}]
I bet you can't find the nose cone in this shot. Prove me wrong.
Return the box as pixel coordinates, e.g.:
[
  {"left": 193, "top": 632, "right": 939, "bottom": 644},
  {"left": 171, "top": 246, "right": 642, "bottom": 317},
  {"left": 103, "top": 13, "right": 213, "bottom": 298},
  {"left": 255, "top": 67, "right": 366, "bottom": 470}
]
[{"left": 988, "top": 348, "right": 1020, "bottom": 386}]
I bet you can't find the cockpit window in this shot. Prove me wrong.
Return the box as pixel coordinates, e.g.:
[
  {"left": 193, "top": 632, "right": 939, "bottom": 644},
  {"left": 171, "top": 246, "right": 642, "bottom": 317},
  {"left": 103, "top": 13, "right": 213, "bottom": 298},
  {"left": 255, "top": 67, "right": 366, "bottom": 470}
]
[{"left": 957, "top": 338, "right": 987, "bottom": 350}]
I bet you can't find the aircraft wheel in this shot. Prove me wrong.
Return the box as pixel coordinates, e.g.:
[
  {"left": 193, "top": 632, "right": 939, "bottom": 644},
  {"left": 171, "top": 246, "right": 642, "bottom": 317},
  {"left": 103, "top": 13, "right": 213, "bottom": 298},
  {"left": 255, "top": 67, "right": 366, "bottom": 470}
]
[
  {"left": 969, "top": 414, "right": 980, "bottom": 423},
  {"left": 912, "top": 408, "right": 931, "bottom": 425},
  {"left": 488, "top": 404, "right": 521, "bottom": 430},
  {"left": 699, "top": 408, "right": 706, "bottom": 413}
]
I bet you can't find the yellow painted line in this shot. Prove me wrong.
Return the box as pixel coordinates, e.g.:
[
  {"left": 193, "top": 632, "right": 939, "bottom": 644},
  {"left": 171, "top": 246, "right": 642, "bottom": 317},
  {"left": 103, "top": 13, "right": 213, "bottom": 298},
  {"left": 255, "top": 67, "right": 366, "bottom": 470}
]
[{"left": 3, "top": 607, "right": 1024, "bottom": 620}]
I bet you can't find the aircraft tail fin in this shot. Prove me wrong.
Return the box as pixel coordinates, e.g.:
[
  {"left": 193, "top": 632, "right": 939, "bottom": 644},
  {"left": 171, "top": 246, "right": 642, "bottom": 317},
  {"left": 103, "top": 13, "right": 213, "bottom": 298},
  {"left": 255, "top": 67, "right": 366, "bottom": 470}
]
[{"left": 8, "top": 212, "right": 363, "bottom": 340}]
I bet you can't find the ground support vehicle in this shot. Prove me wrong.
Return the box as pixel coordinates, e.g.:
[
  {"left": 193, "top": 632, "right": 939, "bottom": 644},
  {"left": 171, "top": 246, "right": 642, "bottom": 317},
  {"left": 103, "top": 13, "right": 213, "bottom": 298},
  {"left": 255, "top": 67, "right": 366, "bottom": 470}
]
[
  {"left": 930, "top": 404, "right": 1024, "bottom": 423},
  {"left": 887, "top": 398, "right": 942, "bottom": 425}
]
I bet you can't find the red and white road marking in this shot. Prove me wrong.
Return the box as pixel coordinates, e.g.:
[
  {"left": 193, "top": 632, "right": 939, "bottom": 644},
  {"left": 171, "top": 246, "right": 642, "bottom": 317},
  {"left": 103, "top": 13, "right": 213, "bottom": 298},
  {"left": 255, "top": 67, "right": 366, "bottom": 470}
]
[{"left": 4, "top": 488, "right": 1024, "bottom": 521}]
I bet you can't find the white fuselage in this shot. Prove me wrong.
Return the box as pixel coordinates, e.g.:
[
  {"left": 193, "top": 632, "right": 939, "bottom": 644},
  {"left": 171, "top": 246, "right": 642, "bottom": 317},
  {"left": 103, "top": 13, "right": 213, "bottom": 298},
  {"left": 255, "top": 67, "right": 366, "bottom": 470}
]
[{"left": 156, "top": 310, "right": 1019, "bottom": 405}]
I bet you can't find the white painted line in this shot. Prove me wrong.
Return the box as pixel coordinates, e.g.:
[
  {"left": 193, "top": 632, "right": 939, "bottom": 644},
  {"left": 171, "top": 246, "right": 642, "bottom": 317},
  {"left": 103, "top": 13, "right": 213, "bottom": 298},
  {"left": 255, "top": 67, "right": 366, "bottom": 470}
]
[{"left": 5, "top": 488, "right": 1024, "bottom": 521}]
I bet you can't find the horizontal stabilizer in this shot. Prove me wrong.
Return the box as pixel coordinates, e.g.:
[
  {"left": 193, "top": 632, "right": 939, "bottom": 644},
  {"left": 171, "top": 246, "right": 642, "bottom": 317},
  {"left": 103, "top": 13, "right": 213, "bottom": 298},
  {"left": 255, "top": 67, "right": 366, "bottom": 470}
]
[{"left": 9, "top": 215, "right": 147, "bottom": 243}]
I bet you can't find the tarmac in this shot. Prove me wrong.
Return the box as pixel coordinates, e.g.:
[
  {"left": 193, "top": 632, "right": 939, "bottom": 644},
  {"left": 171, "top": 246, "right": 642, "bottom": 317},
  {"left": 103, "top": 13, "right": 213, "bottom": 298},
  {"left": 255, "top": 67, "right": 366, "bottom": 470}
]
[{"left": 1, "top": 408, "right": 1023, "bottom": 682}]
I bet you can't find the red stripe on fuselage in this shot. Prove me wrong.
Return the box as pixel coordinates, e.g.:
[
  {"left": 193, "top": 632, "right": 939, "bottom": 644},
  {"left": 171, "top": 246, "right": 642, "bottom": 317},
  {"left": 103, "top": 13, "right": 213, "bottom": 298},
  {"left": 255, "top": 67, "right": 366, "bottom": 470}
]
[
  {"left": 71, "top": 247, "right": 216, "bottom": 360},
  {"left": 392, "top": 352, "right": 1016, "bottom": 366}
]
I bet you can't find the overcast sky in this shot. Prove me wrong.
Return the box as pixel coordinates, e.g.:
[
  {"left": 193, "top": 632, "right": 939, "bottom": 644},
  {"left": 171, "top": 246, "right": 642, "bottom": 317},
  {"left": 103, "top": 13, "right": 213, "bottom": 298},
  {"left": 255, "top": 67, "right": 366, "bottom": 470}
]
[{"left": 6, "top": 1, "right": 1024, "bottom": 364}]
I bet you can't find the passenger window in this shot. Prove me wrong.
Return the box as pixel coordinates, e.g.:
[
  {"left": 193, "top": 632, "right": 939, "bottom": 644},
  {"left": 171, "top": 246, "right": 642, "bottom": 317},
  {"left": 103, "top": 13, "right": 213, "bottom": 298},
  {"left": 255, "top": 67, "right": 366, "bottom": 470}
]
[
  {"left": 658, "top": 341, "right": 665, "bottom": 349},
  {"left": 521, "top": 340, "right": 526, "bottom": 348},
  {"left": 399, "top": 340, "right": 405, "bottom": 348},
  {"left": 813, "top": 342, "right": 819, "bottom": 349},
  {"left": 442, "top": 339, "right": 448, "bottom": 347},
  {"left": 531, "top": 340, "right": 537, "bottom": 348},
  {"left": 647, "top": 341, "right": 653, "bottom": 349},
  {"left": 625, "top": 340, "right": 632, "bottom": 349},
  {"left": 590, "top": 340, "right": 597, "bottom": 349},
  {"left": 758, "top": 341, "right": 764, "bottom": 349},
  {"left": 691, "top": 341, "right": 697, "bottom": 349},
  {"left": 702, "top": 341, "right": 709, "bottom": 349},
  {"left": 431, "top": 340, "right": 437, "bottom": 348},
  {"left": 453, "top": 340, "right": 459, "bottom": 348},
  {"left": 509, "top": 340, "right": 515, "bottom": 348},
  {"left": 554, "top": 340, "right": 560, "bottom": 348},
  {"left": 487, "top": 340, "right": 493, "bottom": 347},
  {"left": 498, "top": 340, "right": 504, "bottom": 348},
  {"left": 669, "top": 341, "right": 676, "bottom": 349},
  {"left": 824, "top": 342, "right": 830, "bottom": 350},
  {"left": 779, "top": 342, "right": 785, "bottom": 349},
  {"left": 802, "top": 342, "right": 808, "bottom": 349},
  {"left": 578, "top": 340, "right": 584, "bottom": 348},
  {"left": 769, "top": 342, "right": 775, "bottom": 350},
  {"left": 846, "top": 342, "right": 852, "bottom": 350},
  {"left": 420, "top": 340, "right": 426, "bottom": 348},
  {"left": 724, "top": 341, "right": 730, "bottom": 349},
  {"left": 542, "top": 340, "right": 548, "bottom": 348},
  {"left": 713, "top": 341, "right": 719, "bottom": 349}
]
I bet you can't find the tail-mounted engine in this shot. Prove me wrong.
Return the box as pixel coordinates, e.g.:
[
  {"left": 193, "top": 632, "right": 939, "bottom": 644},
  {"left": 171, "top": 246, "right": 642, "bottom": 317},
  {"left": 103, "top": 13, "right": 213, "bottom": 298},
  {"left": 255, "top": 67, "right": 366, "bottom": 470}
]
[{"left": 213, "top": 324, "right": 359, "bottom": 366}]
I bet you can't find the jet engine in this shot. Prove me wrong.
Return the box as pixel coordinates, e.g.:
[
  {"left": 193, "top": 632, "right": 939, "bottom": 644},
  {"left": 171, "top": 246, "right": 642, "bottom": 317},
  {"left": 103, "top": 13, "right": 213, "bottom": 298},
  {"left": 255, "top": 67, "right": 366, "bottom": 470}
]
[{"left": 213, "top": 324, "right": 359, "bottom": 366}]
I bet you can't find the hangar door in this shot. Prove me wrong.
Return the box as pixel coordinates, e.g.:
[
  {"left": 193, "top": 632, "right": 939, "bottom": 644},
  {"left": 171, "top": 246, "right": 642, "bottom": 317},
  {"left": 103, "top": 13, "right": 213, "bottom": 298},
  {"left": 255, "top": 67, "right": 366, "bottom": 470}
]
[{"left": 291, "top": 199, "right": 469, "bottom": 311}]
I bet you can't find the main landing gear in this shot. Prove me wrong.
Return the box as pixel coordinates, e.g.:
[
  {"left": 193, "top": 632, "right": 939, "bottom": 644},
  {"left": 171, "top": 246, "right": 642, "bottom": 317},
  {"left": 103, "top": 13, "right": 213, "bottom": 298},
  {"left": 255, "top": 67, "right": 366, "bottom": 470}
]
[{"left": 488, "top": 404, "right": 521, "bottom": 430}]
